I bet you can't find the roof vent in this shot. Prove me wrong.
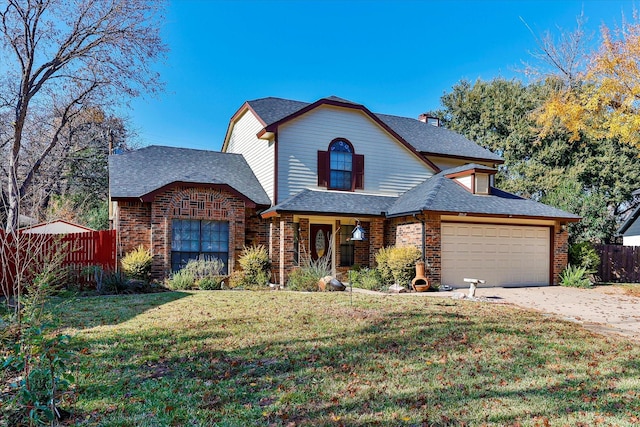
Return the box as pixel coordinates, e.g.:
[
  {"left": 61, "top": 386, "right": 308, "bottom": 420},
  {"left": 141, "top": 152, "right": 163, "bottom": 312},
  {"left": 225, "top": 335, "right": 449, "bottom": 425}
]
[{"left": 418, "top": 113, "right": 440, "bottom": 127}]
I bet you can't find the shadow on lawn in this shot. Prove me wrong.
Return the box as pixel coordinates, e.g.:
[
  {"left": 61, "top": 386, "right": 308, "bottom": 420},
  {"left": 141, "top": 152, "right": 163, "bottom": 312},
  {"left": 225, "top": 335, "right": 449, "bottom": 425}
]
[
  {"left": 69, "top": 294, "right": 640, "bottom": 425},
  {"left": 55, "top": 291, "right": 191, "bottom": 330}
]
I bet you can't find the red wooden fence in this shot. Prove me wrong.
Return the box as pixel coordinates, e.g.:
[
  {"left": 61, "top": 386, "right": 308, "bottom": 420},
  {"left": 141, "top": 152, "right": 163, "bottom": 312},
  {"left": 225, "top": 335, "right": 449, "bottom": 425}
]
[
  {"left": 0, "top": 229, "right": 117, "bottom": 296},
  {"left": 595, "top": 244, "right": 640, "bottom": 283}
]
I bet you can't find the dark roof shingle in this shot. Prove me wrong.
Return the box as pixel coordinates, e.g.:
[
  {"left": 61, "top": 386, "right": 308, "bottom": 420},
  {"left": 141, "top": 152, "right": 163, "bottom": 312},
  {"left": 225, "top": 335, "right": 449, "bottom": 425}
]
[
  {"left": 244, "top": 96, "right": 502, "bottom": 163},
  {"left": 263, "top": 189, "right": 397, "bottom": 216},
  {"left": 387, "top": 171, "right": 580, "bottom": 220},
  {"left": 109, "top": 145, "right": 270, "bottom": 205}
]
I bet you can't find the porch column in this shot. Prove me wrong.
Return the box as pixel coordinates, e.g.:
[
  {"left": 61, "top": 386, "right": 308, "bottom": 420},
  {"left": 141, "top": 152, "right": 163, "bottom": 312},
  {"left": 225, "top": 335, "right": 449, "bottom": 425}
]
[
  {"left": 279, "top": 214, "right": 296, "bottom": 286},
  {"left": 368, "top": 218, "right": 384, "bottom": 267}
]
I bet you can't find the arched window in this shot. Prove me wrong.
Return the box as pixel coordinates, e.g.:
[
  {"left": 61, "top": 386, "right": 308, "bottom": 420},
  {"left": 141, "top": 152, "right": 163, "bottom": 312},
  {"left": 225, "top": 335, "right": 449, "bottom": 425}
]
[
  {"left": 317, "top": 138, "right": 364, "bottom": 191},
  {"left": 329, "top": 139, "right": 353, "bottom": 190}
]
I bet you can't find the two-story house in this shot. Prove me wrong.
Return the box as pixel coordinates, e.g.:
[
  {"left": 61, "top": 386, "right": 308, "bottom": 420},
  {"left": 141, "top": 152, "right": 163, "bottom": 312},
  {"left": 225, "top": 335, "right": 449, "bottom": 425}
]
[{"left": 109, "top": 96, "right": 579, "bottom": 288}]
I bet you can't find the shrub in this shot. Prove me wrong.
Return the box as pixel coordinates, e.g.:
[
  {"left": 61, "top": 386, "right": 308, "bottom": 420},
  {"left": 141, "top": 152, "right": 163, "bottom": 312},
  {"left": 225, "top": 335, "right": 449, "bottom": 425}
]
[
  {"left": 239, "top": 245, "right": 271, "bottom": 278},
  {"left": 181, "top": 255, "right": 225, "bottom": 279},
  {"left": 287, "top": 267, "right": 321, "bottom": 291},
  {"left": 560, "top": 264, "right": 592, "bottom": 288},
  {"left": 348, "top": 268, "right": 383, "bottom": 291},
  {"left": 197, "top": 276, "right": 225, "bottom": 290},
  {"left": 168, "top": 269, "right": 196, "bottom": 290},
  {"left": 121, "top": 245, "right": 152, "bottom": 280},
  {"left": 233, "top": 245, "right": 271, "bottom": 289},
  {"left": 375, "top": 247, "right": 394, "bottom": 285},
  {"left": 569, "top": 242, "right": 600, "bottom": 273},
  {"left": 377, "top": 246, "right": 422, "bottom": 286}
]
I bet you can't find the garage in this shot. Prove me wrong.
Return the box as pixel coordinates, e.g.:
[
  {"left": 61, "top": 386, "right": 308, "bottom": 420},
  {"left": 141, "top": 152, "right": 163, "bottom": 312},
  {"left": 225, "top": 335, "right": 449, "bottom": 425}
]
[{"left": 441, "top": 223, "right": 550, "bottom": 287}]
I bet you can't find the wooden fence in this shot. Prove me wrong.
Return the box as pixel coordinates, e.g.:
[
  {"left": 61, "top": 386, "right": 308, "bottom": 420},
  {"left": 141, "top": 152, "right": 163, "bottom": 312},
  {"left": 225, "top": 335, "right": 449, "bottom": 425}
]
[
  {"left": 595, "top": 244, "right": 640, "bottom": 283},
  {"left": 0, "top": 229, "right": 117, "bottom": 296}
]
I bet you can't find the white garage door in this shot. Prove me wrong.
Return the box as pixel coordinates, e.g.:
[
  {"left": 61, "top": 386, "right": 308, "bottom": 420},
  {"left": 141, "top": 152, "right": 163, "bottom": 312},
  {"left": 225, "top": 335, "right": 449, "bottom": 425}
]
[{"left": 441, "top": 223, "right": 550, "bottom": 287}]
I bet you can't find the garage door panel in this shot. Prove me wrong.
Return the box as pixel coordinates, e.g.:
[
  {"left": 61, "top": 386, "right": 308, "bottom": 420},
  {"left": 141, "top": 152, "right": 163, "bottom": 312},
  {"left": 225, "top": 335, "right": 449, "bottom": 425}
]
[{"left": 441, "top": 223, "right": 550, "bottom": 287}]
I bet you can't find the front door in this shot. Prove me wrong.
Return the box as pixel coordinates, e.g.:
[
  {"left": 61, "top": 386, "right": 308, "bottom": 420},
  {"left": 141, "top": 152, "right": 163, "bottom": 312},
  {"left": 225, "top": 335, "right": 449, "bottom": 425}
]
[{"left": 310, "top": 224, "right": 332, "bottom": 260}]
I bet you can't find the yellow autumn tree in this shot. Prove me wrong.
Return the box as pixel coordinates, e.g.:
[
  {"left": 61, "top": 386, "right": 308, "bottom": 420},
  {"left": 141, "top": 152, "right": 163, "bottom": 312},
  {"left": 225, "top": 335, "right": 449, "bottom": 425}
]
[{"left": 535, "top": 14, "right": 640, "bottom": 145}]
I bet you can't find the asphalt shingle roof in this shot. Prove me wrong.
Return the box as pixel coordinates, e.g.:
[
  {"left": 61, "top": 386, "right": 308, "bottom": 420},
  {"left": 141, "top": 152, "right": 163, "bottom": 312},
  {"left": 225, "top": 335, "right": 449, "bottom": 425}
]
[
  {"left": 618, "top": 205, "right": 640, "bottom": 236},
  {"left": 109, "top": 145, "right": 270, "bottom": 205},
  {"left": 244, "top": 96, "right": 502, "bottom": 163},
  {"left": 387, "top": 170, "right": 581, "bottom": 220},
  {"left": 375, "top": 113, "right": 503, "bottom": 162},
  {"left": 263, "top": 189, "right": 397, "bottom": 216}
]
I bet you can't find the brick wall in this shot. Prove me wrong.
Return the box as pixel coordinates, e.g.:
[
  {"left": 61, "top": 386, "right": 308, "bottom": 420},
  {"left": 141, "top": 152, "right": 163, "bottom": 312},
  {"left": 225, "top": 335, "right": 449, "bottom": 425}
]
[
  {"left": 553, "top": 227, "right": 569, "bottom": 285},
  {"left": 115, "top": 186, "right": 249, "bottom": 280},
  {"left": 384, "top": 214, "right": 441, "bottom": 286},
  {"left": 116, "top": 201, "right": 152, "bottom": 256}
]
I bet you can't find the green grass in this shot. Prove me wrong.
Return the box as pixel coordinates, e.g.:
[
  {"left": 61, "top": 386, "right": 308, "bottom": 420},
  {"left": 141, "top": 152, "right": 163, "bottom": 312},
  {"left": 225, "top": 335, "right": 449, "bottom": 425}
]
[{"left": 18, "top": 291, "right": 640, "bottom": 425}]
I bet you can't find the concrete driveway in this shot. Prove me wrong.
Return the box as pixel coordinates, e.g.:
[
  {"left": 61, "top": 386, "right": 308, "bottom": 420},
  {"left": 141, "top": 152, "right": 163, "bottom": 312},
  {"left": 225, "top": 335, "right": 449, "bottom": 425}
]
[{"left": 471, "top": 285, "right": 640, "bottom": 341}]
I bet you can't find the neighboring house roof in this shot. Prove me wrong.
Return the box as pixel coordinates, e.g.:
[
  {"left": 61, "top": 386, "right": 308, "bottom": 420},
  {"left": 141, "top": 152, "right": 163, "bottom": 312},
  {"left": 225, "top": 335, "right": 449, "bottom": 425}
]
[
  {"left": 242, "top": 96, "right": 502, "bottom": 164},
  {"left": 618, "top": 205, "right": 640, "bottom": 236},
  {"left": 262, "top": 188, "right": 397, "bottom": 217},
  {"left": 21, "top": 219, "right": 94, "bottom": 234},
  {"left": 109, "top": 145, "right": 270, "bottom": 206},
  {"left": 387, "top": 169, "right": 581, "bottom": 220}
]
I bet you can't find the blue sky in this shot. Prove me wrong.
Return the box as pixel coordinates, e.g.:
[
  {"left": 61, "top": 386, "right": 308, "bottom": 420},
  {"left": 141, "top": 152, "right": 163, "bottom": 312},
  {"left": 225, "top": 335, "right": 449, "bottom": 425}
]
[{"left": 128, "top": 0, "right": 637, "bottom": 151}]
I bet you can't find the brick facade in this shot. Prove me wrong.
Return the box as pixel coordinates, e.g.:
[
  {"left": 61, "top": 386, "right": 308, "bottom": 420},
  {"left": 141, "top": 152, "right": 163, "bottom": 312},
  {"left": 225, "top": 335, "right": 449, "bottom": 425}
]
[
  {"left": 552, "top": 227, "right": 569, "bottom": 286},
  {"left": 385, "top": 214, "right": 441, "bottom": 286},
  {"left": 116, "top": 185, "right": 250, "bottom": 280},
  {"left": 117, "top": 191, "right": 570, "bottom": 287}
]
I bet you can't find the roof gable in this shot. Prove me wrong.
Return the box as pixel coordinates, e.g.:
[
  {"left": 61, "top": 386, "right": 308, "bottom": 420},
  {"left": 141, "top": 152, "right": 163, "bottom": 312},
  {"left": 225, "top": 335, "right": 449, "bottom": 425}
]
[
  {"left": 387, "top": 169, "right": 580, "bottom": 220},
  {"left": 109, "top": 145, "right": 270, "bottom": 206},
  {"left": 227, "top": 96, "right": 503, "bottom": 166}
]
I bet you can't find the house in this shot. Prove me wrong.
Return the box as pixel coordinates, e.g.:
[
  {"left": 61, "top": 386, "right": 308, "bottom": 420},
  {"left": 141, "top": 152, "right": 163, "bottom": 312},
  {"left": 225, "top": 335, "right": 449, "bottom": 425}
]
[
  {"left": 617, "top": 205, "right": 640, "bottom": 246},
  {"left": 21, "top": 219, "right": 95, "bottom": 234},
  {"left": 109, "top": 96, "right": 580, "bottom": 287}
]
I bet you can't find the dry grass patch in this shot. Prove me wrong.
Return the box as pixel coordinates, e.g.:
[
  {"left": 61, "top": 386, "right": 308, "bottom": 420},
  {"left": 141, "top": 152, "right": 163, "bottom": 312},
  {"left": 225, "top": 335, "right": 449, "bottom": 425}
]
[{"left": 27, "top": 291, "right": 640, "bottom": 426}]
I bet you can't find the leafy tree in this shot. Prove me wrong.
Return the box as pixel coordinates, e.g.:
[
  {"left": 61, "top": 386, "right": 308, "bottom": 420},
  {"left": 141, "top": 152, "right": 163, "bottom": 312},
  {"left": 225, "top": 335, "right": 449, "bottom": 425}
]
[
  {"left": 533, "top": 13, "right": 640, "bottom": 145},
  {"left": 437, "top": 78, "right": 640, "bottom": 243},
  {"left": 0, "top": 0, "right": 166, "bottom": 232}
]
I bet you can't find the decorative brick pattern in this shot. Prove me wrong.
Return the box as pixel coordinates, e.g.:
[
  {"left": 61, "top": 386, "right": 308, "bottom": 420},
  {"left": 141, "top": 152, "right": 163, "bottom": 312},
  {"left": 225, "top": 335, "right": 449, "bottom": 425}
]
[{"left": 115, "top": 185, "right": 248, "bottom": 280}]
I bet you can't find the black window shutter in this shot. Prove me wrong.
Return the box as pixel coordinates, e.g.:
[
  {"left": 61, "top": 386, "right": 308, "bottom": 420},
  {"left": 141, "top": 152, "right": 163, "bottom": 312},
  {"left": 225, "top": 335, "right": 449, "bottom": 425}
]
[
  {"left": 317, "top": 150, "right": 329, "bottom": 187},
  {"left": 353, "top": 154, "right": 364, "bottom": 190}
]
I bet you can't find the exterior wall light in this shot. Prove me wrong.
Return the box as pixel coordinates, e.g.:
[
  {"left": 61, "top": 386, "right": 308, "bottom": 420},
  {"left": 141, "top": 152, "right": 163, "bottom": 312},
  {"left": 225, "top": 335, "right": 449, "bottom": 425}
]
[{"left": 350, "top": 219, "right": 366, "bottom": 241}]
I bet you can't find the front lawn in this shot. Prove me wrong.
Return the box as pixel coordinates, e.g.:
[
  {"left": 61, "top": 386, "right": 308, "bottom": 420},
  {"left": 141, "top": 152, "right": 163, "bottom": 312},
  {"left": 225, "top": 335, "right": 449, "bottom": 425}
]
[{"left": 21, "top": 291, "right": 640, "bottom": 425}]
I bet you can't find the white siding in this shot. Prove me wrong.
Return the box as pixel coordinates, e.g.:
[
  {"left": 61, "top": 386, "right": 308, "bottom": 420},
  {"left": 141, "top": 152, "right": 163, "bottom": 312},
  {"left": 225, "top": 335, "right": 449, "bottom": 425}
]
[
  {"left": 225, "top": 111, "right": 275, "bottom": 204},
  {"left": 277, "top": 105, "right": 434, "bottom": 201},
  {"left": 623, "top": 235, "right": 640, "bottom": 246},
  {"left": 455, "top": 175, "right": 473, "bottom": 191}
]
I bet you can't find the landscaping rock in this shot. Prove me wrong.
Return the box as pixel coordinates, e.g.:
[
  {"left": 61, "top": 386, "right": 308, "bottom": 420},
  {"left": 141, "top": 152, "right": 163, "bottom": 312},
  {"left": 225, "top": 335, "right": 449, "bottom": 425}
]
[
  {"left": 327, "top": 278, "right": 346, "bottom": 291},
  {"left": 388, "top": 284, "right": 408, "bottom": 293}
]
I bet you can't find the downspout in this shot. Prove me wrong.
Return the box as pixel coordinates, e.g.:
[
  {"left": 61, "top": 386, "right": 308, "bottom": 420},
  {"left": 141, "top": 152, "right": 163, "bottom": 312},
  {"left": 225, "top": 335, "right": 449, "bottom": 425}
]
[{"left": 413, "top": 213, "right": 426, "bottom": 264}]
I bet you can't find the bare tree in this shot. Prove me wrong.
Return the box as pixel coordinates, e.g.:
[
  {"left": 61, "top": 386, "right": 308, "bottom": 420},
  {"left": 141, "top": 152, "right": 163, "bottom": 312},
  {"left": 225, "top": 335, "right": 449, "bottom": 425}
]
[
  {"left": 0, "top": 0, "right": 166, "bottom": 232},
  {"left": 520, "top": 13, "right": 592, "bottom": 88}
]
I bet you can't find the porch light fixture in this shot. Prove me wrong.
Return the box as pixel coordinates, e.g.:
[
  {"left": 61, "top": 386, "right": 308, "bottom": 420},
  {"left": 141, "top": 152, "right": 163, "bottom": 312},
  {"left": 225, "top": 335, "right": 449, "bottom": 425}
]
[{"left": 350, "top": 219, "right": 366, "bottom": 241}]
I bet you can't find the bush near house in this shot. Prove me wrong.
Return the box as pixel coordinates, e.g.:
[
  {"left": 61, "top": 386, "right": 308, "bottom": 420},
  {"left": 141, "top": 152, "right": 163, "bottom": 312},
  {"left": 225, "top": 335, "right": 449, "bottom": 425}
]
[
  {"left": 227, "top": 246, "right": 271, "bottom": 290},
  {"left": 120, "top": 245, "right": 152, "bottom": 281},
  {"left": 167, "top": 256, "right": 226, "bottom": 290},
  {"left": 348, "top": 267, "right": 384, "bottom": 291},
  {"left": 559, "top": 264, "right": 592, "bottom": 288},
  {"left": 375, "top": 246, "right": 422, "bottom": 286},
  {"left": 569, "top": 241, "right": 600, "bottom": 273}
]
